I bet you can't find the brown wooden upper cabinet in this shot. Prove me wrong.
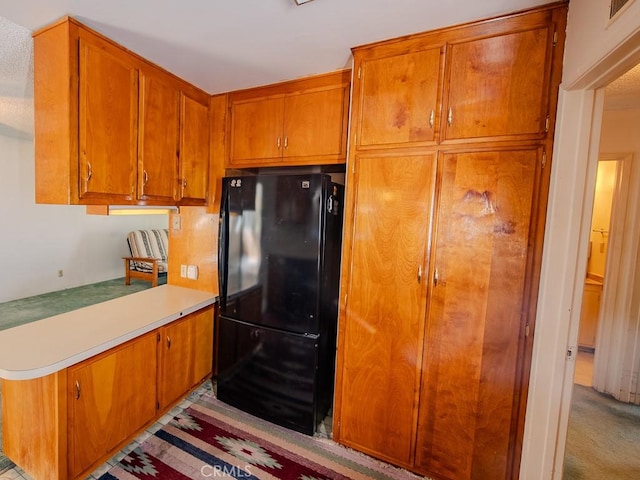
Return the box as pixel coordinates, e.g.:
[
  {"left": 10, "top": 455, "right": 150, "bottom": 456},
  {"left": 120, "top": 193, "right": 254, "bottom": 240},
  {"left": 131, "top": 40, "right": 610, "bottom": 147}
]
[
  {"left": 228, "top": 70, "right": 350, "bottom": 167},
  {"left": 138, "top": 66, "right": 181, "bottom": 204},
  {"left": 352, "top": 6, "right": 561, "bottom": 150},
  {"left": 356, "top": 47, "right": 444, "bottom": 149},
  {"left": 33, "top": 17, "right": 210, "bottom": 206}
]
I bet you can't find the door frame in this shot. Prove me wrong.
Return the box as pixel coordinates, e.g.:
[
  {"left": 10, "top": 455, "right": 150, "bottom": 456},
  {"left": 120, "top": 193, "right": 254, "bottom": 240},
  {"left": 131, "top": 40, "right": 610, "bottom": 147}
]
[{"left": 519, "top": 24, "right": 640, "bottom": 480}]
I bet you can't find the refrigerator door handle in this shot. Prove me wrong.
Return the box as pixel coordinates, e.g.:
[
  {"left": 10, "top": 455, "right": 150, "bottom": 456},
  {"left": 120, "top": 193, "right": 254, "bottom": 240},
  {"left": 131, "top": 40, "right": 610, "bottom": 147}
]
[{"left": 218, "top": 185, "right": 229, "bottom": 306}]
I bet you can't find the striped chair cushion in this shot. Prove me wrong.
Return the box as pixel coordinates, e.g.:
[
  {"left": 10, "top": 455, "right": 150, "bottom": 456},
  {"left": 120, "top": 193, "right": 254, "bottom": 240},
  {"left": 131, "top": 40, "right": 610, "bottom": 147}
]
[{"left": 127, "top": 229, "right": 169, "bottom": 273}]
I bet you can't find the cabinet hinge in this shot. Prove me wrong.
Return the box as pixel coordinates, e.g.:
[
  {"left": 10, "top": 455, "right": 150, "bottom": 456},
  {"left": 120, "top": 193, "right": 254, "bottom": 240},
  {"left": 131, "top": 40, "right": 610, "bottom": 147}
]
[
  {"left": 358, "top": 66, "right": 362, "bottom": 80},
  {"left": 553, "top": 31, "right": 558, "bottom": 47},
  {"left": 545, "top": 115, "right": 550, "bottom": 133},
  {"left": 156, "top": 401, "right": 160, "bottom": 410},
  {"left": 525, "top": 323, "right": 530, "bottom": 337},
  {"left": 157, "top": 332, "right": 160, "bottom": 342},
  {"left": 542, "top": 150, "right": 547, "bottom": 169},
  {"left": 353, "top": 133, "right": 357, "bottom": 146},
  {"left": 344, "top": 294, "right": 348, "bottom": 307}
]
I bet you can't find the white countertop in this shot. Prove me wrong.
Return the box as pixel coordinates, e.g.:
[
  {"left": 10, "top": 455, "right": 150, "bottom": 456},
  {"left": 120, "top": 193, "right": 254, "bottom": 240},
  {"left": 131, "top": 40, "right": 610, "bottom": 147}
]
[{"left": 0, "top": 285, "right": 216, "bottom": 380}]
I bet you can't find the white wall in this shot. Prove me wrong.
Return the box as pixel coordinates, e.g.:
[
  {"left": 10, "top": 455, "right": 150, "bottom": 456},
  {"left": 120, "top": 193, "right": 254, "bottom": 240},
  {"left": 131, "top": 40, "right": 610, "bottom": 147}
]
[
  {"left": 0, "top": 18, "right": 167, "bottom": 304},
  {"left": 0, "top": 133, "right": 168, "bottom": 304},
  {"left": 521, "top": 2, "right": 640, "bottom": 479}
]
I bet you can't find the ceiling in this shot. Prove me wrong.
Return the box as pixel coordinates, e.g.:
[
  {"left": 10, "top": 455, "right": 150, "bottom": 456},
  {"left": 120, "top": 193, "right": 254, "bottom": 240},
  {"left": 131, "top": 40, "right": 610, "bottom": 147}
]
[
  {"left": 0, "top": 0, "right": 553, "bottom": 94},
  {"left": 1, "top": 0, "right": 639, "bottom": 138}
]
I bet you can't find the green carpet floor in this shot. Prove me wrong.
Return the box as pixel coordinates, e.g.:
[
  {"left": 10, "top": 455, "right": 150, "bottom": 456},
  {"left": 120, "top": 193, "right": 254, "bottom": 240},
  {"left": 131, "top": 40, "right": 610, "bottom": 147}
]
[
  {"left": 564, "top": 384, "right": 640, "bottom": 479},
  {"left": 0, "top": 276, "right": 164, "bottom": 474},
  {"left": 0, "top": 276, "right": 165, "bottom": 332}
]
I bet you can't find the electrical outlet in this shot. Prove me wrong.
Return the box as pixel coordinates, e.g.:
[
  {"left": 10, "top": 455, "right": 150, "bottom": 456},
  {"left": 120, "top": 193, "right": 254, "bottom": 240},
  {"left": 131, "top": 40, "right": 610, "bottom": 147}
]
[
  {"left": 187, "top": 265, "right": 198, "bottom": 280},
  {"left": 180, "top": 265, "right": 187, "bottom": 278},
  {"left": 172, "top": 215, "right": 181, "bottom": 230}
]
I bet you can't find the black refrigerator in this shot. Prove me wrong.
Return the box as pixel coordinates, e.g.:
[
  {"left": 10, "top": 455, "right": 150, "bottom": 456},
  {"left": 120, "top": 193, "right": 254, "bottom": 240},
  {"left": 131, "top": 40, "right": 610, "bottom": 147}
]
[{"left": 217, "top": 173, "right": 344, "bottom": 435}]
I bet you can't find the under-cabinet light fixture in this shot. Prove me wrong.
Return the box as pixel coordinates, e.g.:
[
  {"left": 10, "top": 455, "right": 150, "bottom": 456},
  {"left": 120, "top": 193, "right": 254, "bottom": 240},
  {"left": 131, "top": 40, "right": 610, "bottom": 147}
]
[
  {"left": 86, "top": 205, "right": 178, "bottom": 216},
  {"left": 294, "top": 0, "right": 314, "bottom": 5}
]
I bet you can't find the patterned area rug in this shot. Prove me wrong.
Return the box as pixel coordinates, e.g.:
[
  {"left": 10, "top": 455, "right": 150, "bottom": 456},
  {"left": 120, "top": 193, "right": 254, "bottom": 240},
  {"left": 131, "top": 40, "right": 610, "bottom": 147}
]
[{"left": 98, "top": 392, "right": 424, "bottom": 480}]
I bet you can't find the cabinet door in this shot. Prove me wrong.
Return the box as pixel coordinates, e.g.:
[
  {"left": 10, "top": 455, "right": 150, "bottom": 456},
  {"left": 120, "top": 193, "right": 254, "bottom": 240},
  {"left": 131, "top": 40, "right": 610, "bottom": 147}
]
[
  {"left": 68, "top": 332, "right": 156, "bottom": 478},
  {"left": 179, "top": 92, "right": 210, "bottom": 204},
  {"left": 193, "top": 306, "right": 215, "bottom": 384},
  {"left": 578, "top": 283, "right": 602, "bottom": 349},
  {"left": 282, "top": 85, "right": 349, "bottom": 163},
  {"left": 158, "top": 316, "right": 194, "bottom": 410},
  {"left": 337, "top": 153, "right": 435, "bottom": 466},
  {"left": 442, "top": 25, "right": 552, "bottom": 142},
  {"left": 356, "top": 47, "right": 442, "bottom": 148},
  {"left": 416, "top": 148, "right": 539, "bottom": 480},
  {"left": 229, "top": 96, "right": 284, "bottom": 165},
  {"left": 78, "top": 32, "right": 138, "bottom": 202},
  {"left": 138, "top": 69, "right": 180, "bottom": 203}
]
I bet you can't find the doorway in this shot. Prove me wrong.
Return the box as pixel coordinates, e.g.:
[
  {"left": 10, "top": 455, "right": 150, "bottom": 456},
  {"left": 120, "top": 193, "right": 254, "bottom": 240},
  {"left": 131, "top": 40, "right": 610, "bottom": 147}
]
[
  {"left": 574, "top": 158, "right": 619, "bottom": 387},
  {"left": 562, "top": 62, "right": 640, "bottom": 477}
]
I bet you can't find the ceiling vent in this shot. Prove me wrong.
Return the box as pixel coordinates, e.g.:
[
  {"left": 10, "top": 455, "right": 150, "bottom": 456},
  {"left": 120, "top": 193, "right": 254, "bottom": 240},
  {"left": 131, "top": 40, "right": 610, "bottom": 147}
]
[{"left": 610, "top": 0, "right": 633, "bottom": 19}]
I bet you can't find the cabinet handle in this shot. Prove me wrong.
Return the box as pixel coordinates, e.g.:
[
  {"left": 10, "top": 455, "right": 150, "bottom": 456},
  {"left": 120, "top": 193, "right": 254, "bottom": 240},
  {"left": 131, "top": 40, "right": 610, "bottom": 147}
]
[
  {"left": 167, "top": 336, "right": 171, "bottom": 349},
  {"left": 434, "top": 268, "right": 439, "bottom": 286},
  {"left": 276, "top": 137, "right": 281, "bottom": 149},
  {"left": 143, "top": 169, "right": 149, "bottom": 187},
  {"left": 183, "top": 179, "right": 187, "bottom": 189},
  {"left": 86, "top": 162, "right": 92, "bottom": 183},
  {"left": 429, "top": 109, "right": 435, "bottom": 129},
  {"left": 417, "top": 265, "right": 423, "bottom": 284},
  {"left": 284, "top": 136, "right": 288, "bottom": 149},
  {"left": 447, "top": 107, "right": 453, "bottom": 126},
  {"left": 75, "top": 380, "right": 81, "bottom": 400}
]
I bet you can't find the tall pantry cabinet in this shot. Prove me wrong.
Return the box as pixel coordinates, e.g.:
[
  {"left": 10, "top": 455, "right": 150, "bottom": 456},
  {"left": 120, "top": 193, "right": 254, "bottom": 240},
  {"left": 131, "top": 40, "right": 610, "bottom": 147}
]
[{"left": 333, "top": 4, "right": 567, "bottom": 480}]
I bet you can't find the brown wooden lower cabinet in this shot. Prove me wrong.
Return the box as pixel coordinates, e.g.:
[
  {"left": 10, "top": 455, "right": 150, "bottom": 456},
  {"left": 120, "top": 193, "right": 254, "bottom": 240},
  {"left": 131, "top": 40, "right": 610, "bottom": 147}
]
[
  {"left": 1, "top": 306, "right": 214, "bottom": 480},
  {"left": 334, "top": 146, "right": 543, "bottom": 480},
  {"left": 68, "top": 332, "right": 157, "bottom": 478}
]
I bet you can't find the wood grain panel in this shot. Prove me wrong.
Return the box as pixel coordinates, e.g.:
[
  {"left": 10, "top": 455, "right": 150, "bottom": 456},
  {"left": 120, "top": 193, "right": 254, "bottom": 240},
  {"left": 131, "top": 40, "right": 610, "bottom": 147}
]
[
  {"left": 443, "top": 26, "right": 550, "bottom": 141},
  {"left": 208, "top": 94, "right": 228, "bottom": 214},
  {"left": 68, "top": 332, "right": 157, "bottom": 478},
  {"left": 33, "top": 19, "right": 76, "bottom": 205},
  {"left": 338, "top": 153, "right": 435, "bottom": 465},
  {"left": 1, "top": 372, "right": 67, "bottom": 480},
  {"left": 138, "top": 68, "right": 180, "bottom": 203},
  {"left": 229, "top": 96, "right": 284, "bottom": 164},
  {"left": 78, "top": 32, "right": 138, "bottom": 202},
  {"left": 193, "top": 306, "right": 215, "bottom": 384},
  {"left": 179, "top": 92, "right": 210, "bottom": 204},
  {"left": 416, "top": 148, "right": 538, "bottom": 480},
  {"left": 358, "top": 47, "right": 443, "bottom": 148},
  {"left": 158, "top": 316, "right": 194, "bottom": 410},
  {"left": 283, "top": 84, "right": 349, "bottom": 160},
  {"left": 168, "top": 206, "right": 218, "bottom": 294}
]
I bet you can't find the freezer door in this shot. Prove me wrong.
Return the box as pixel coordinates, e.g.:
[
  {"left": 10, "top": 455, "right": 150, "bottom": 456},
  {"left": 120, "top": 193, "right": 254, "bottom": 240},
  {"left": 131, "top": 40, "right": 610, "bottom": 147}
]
[{"left": 216, "top": 316, "right": 319, "bottom": 435}]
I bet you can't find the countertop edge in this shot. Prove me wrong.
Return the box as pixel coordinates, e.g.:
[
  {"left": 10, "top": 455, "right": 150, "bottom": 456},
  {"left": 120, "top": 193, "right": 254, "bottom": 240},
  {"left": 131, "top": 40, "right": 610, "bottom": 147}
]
[{"left": 0, "top": 286, "right": 216, "bottom": 381}]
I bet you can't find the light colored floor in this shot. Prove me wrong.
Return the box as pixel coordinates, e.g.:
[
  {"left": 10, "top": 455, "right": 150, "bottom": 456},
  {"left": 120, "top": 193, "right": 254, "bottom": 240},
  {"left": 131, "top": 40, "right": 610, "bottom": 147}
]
[{"left": 574, "top": 350, "right": 594, "bottom": 387}]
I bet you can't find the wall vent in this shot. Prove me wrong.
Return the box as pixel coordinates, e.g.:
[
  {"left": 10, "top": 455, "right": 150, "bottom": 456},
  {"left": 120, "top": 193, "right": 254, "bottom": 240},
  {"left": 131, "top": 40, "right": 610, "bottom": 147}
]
[{"left": 610, "top": 0, "right": 632, "bottom": 19}]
